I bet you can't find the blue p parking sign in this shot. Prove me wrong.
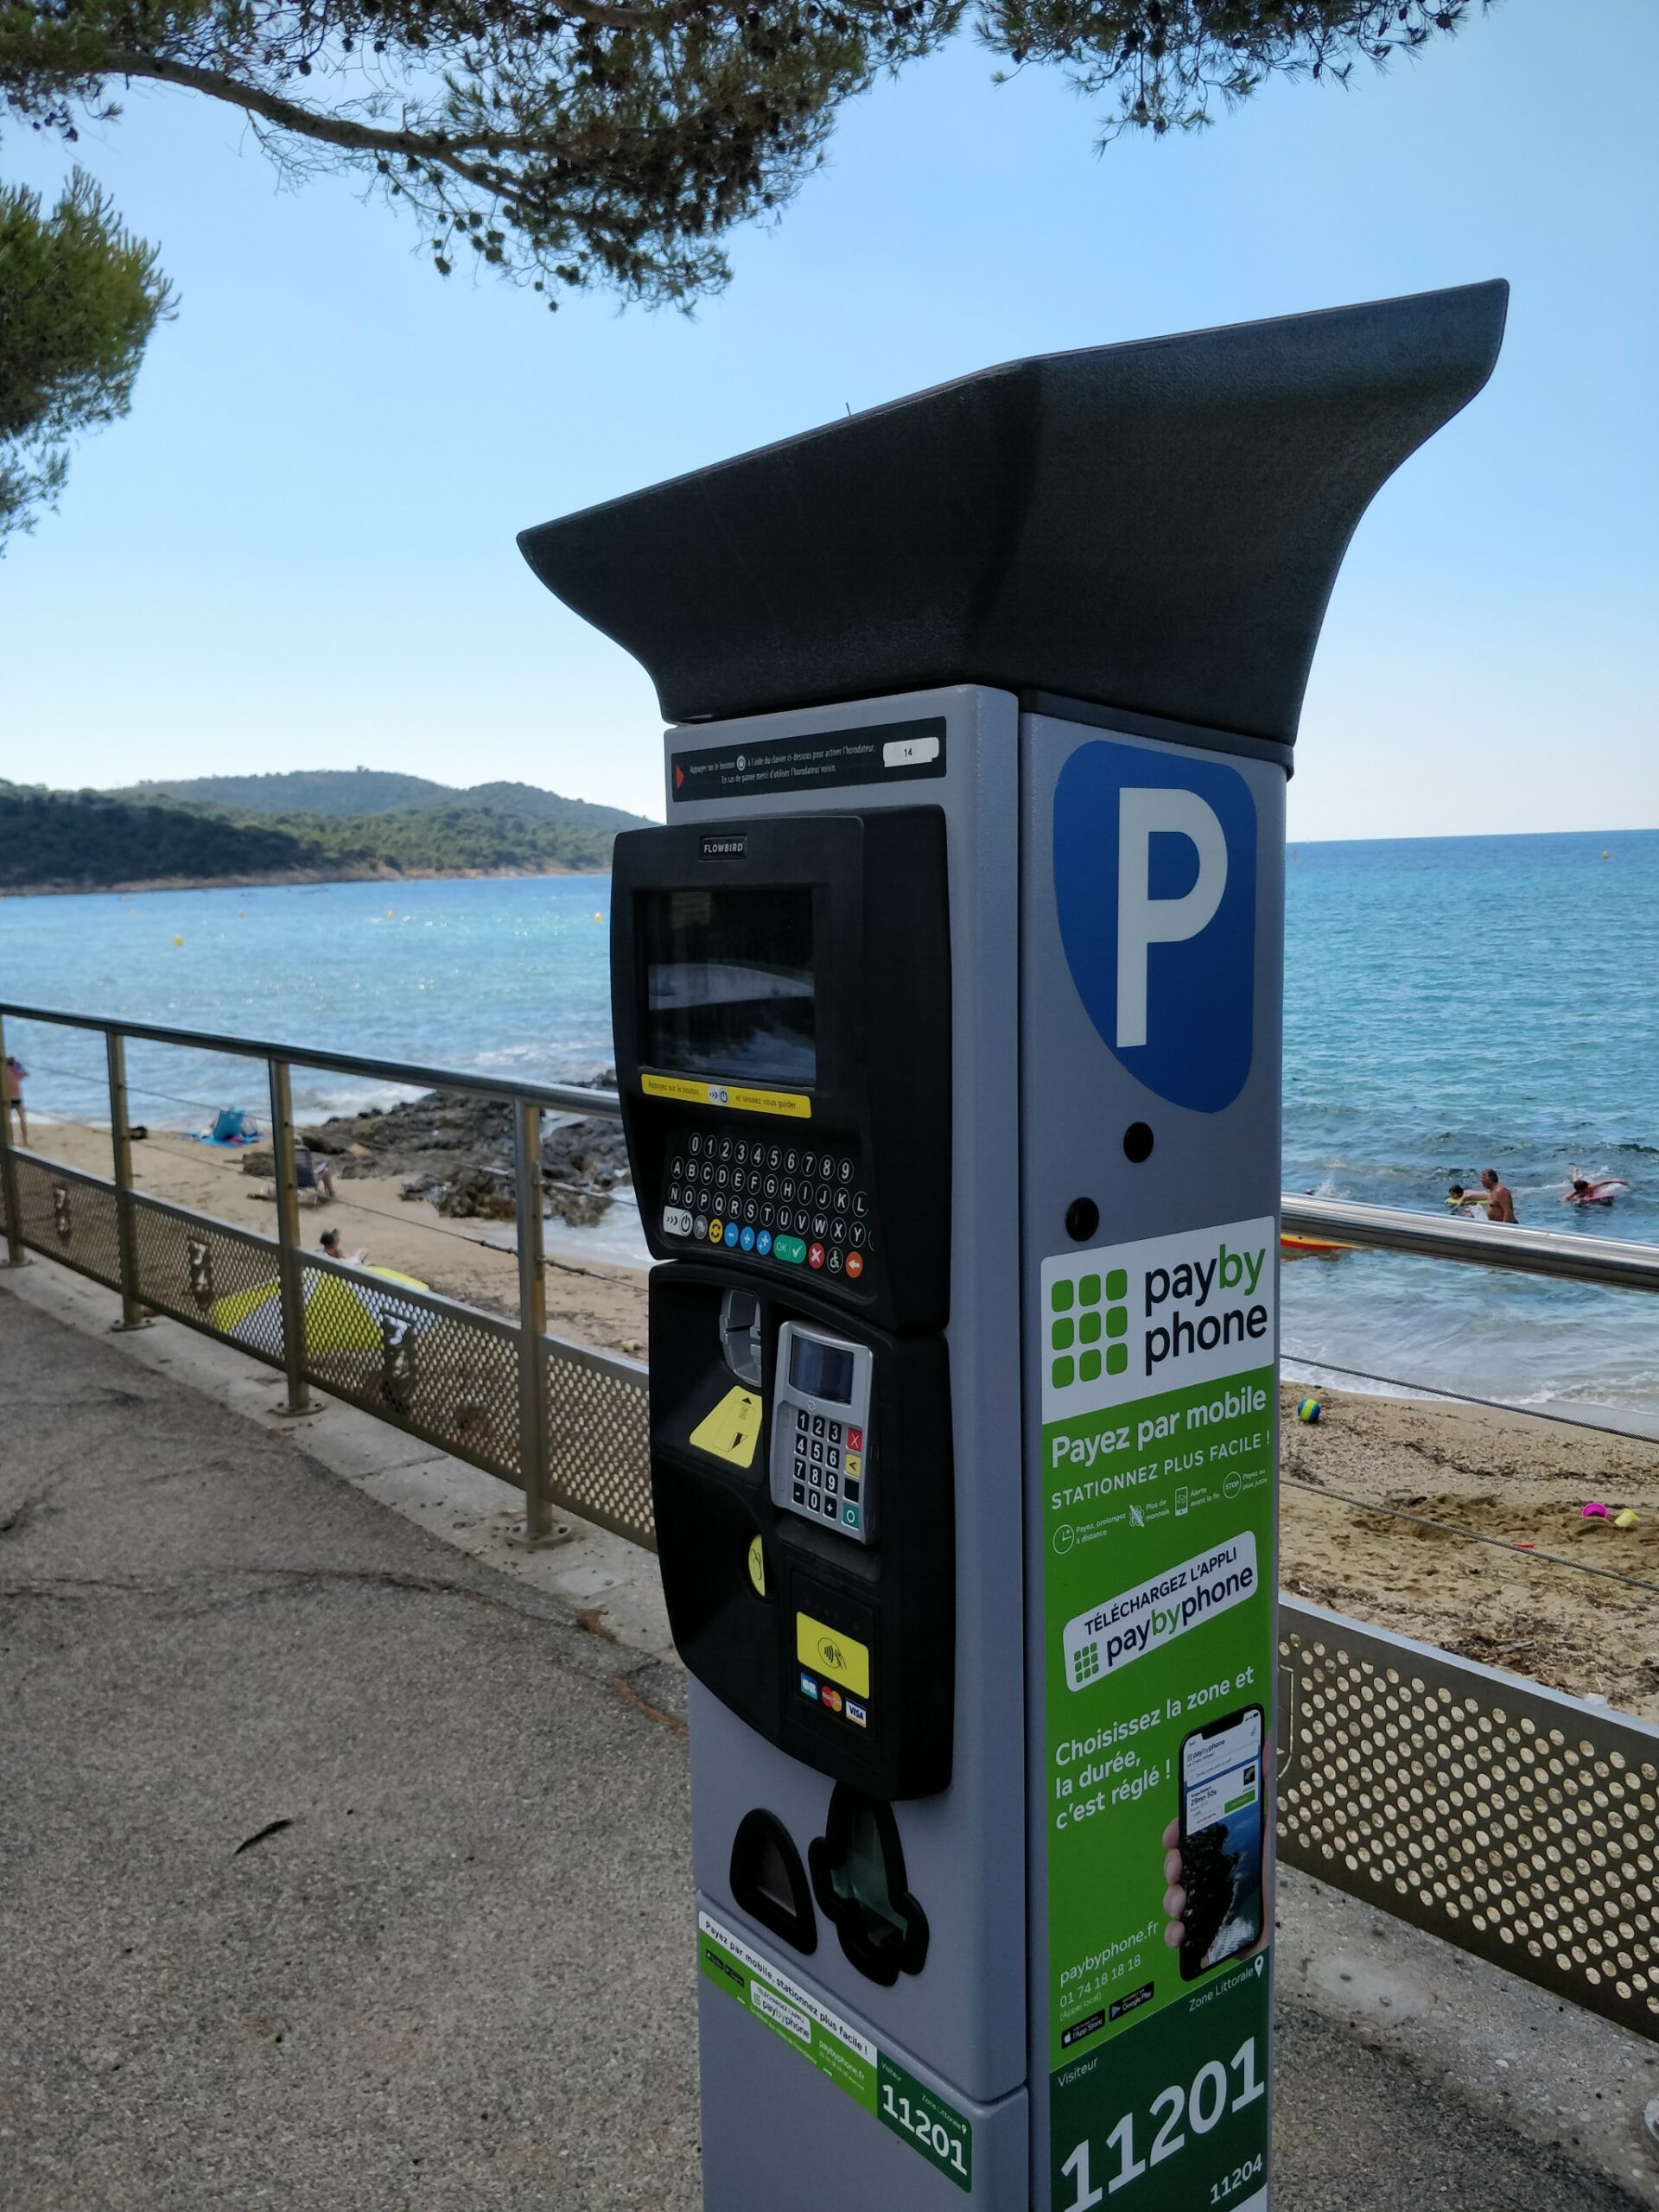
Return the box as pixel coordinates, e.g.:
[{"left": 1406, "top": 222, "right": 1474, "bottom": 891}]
[{"left": 1053, "top": 740, "right": 1258, "bottom": 1114}]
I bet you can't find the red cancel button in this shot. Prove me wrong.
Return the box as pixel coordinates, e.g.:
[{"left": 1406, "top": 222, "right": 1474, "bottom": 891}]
[{"left": 807, "top": 1241, "right": 826, "bottom": 1269}]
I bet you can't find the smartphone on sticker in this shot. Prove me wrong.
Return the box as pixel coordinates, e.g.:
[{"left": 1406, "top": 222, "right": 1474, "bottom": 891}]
[{"left": 1178, "top": 1703, "right": 1265, "bottom": 1981}]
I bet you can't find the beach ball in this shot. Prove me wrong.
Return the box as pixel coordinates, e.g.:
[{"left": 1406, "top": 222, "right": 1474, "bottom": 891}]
[{"left": 1296, "top": 1398, "right": 1322, "bottom": 1424}]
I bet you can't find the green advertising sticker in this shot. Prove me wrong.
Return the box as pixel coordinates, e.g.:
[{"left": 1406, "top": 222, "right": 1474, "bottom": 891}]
[
  {"left": 1041, "top": 1217, "right": 1276, "bottom": 2212},
  {"left": 697, "top": 1910, "right": 973, "bottom": 2192}
]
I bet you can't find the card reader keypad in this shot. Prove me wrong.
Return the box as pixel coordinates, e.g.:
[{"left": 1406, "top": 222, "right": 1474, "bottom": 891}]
[
  {"left": 768, "top": 1322, "right": 874, "bottom": 1546},
  {"left": 661, "top": 1126, "right": 874, "bottom": 1285}
]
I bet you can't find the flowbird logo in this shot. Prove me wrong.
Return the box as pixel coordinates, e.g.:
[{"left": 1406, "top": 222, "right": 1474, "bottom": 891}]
[{"left": 1053, "top": 739, "right": 1256, "bottom": 1112}]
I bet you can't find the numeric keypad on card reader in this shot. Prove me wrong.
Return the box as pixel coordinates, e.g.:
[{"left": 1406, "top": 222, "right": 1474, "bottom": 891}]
[{"left": 659, "top": 1125, "right": 874, "bottom": 1284}]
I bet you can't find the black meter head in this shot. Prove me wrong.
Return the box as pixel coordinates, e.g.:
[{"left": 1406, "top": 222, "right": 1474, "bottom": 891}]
[
  {"left": 613, "top": 806, "right": 957, "bottom": 1801},
  {"left": 611, "top": 807, "right": 951, "bottom": 1335}
]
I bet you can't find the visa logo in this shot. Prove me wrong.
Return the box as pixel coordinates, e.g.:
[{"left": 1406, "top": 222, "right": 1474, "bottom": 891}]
[{"left": 1054, "top": 740, "right": 1257, "bottom": 1113}]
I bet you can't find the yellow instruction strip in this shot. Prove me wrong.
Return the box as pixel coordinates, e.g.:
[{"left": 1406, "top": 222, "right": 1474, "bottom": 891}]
[
  {"left": 641, "top": 1072, "right": 811, "bottom": 1121},
  {"left": 689, "top": 1386, "right": 763, "bottom": 1471}
]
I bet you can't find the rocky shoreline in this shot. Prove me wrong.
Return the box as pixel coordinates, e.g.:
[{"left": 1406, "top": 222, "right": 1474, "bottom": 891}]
[{"left": 240, "top": 1074, "right": 631, "bottom": 1227}]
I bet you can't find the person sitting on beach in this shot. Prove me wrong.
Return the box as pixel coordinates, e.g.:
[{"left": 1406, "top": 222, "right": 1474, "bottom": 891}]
[
  {"left": 1476, "top": 1167, "right": 1516, "bottom": 1224},
  {"left": 1563, "top": 1170, "right": 1629, "bottom": 1206},
  {"left": 319, "top": 1226, "right": 368, "bottom": 1266},
  {"left": 3, "top": 1055, "right": 26, "bottom": 1146},
  {"left": 296, "top": 1145, "right": 338, "bottom": 1203}
]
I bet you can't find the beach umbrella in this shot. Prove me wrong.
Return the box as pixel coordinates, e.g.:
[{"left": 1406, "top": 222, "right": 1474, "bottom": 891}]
[{"left": 211, "top": 1266, "right": 431, "bottom": 1355}]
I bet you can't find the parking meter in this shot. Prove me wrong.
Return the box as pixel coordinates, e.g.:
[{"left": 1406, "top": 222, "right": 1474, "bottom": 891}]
[{"left": 521, "top": 281, "right": 1507, "bottom": 2211}]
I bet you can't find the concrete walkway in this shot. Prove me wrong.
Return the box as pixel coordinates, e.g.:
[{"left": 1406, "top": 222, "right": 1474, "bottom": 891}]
[{"left": 0, "top": 1279, "right": 1650, "bottom": 2209}]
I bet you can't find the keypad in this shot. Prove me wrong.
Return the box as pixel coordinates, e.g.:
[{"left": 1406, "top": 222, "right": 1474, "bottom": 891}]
[
  {"left": 663, "top": 1121, "right": 874, "bottom": 1281},
  {"left": 791, "top": 1402, "right": 855, "bottom": 1519}
]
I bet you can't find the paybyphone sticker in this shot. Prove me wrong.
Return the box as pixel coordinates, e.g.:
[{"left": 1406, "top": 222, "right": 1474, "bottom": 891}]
[
  {"left": 1062, "top": 1533, "right": 1259, "bottom": 1692},
  {"left": 1041, "top": 1217, "right": 1275, "bottom": 1424}
]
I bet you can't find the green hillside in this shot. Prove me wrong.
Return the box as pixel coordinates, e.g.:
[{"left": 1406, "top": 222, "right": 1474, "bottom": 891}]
[
  {"left": 0, "top": 785, "right": 318, "bottom": 890},
  {"left": 0, "top": 779, "right": 640, "bottom": 893},
  {"left": 119, "top": 768, "right": 642, "bottom": 830}
]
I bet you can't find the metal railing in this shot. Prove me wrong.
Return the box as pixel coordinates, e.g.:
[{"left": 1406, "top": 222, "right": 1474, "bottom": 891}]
[
  {"left": 9, "top": 1001, "right": 1659, "bottom": 2039},
  {"left": 1281, "top": 1192, "right": 1659, "bottom": 1295},
  {"left": 0, "top": 1001, "right": 647, "bottom": 1548}
]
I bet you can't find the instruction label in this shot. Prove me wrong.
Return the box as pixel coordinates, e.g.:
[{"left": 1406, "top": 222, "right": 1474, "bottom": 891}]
[
  {"left": 1041, "top": 1217, "right": 1276, "bottom": 2210},
  {"left": 671, "top": 719, "right": 946, "bottom": 804},
  {"left": 698, "top": 1911, "right": 972, "bottom": 2192},
  {"left": 689, "top": 1386, "right": 763, "bottom": 1470}
]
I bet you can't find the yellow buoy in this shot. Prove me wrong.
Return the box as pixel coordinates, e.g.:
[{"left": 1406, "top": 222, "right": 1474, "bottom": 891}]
[
  {"left": 386, "top": 907, "right": 395, "bottom": 918},
  {"left": 594, "top": 912, "right": 604, "bottom": 923},
  {"left": 174, "top": 934, "right": 183, "bottom": 946},
  {"left": 237, "top": 908, "right": 245, "bottom": 918}
]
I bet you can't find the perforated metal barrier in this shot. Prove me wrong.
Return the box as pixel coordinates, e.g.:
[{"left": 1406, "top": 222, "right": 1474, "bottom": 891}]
[
  {"left": 13, "top": 1155, "right": 123, "bottom": 1292},
  {"left": 1277, "top": 1599, "right": 1659, "bottom": 2040},
  {"left": 5, "top": 1148, "right": 657, "bottom": 1548}
]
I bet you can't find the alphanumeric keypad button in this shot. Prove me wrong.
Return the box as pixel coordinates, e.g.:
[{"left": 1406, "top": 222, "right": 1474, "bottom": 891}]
[
  {"left": 810, "top": 1464, "right": 822, "bottom": 1485},
  {"left": 688, "top": 1133, "right": 702, "bottom": 1155},
  {"left": 849, "top": 1224, "right": 867, "bottom": 1248},
  {"left": 814, "top": 1182, "right": 830, "bottom": 1207},
  {"left": 826, "top": 1472, "right": 839, "bottom": 1497},
  {"left": 764, "top": 1175, "right": 778, "bottom": 1197},
  {"left": 828, "top": 1248, "right": 843, "bottom": 1274},
  {"left": 784, "top": 1149, "right": 798, "bottom": 1173},
  {"left": 811, "top": 1415, "right": 825, "bottom": 1437},
  {"left": 794, "top": 1455, "right": 807, "bottom": 1480},
  {"left": 826, "top": 1446, "right": 840, "bottom": 1471},
  {"left": 830, "top": 1218, "right": 847, "bottom": 1243},
  {"left": 829, "top": 1421, "right": 842, "bottom": 1443},
  {"left": 792, "top": 1482, "right": 805, "bottom": 1504},
  {"left": 796, "top": 1408, "right": 808, "bottom": 1429},
  {"left": 854, "top": 1192, "right": 868, "bottom": 1217},
  {"left": 811, "top": 1214, "right": 829, "bottom": 1239}
]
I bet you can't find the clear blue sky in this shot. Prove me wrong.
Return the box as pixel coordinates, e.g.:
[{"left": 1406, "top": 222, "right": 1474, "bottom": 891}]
[{"left": 3, "top": 0, "right": 1653, "bottom": 837}]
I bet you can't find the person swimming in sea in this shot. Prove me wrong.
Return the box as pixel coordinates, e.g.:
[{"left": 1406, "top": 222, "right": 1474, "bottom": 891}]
[
  {"left": 1562, "top": 1169, "right": 1630, "bottom": 1207},
  {"left": 1447, "top": 1172, "right": 1516, "bottom": 1223}
]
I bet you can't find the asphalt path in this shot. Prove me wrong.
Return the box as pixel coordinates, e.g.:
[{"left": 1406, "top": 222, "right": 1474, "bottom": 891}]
[{"left": 0, "top": 1286, "right": 1638, "bottom": 2209}]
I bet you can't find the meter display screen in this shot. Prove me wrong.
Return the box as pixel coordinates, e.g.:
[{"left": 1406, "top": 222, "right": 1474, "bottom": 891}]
[
  {"left": 790, "top": 1333, "right": 856, "bottom": 1405},
  {"left": 641, "top": 887, "right": 816, "bottom": 1086}
]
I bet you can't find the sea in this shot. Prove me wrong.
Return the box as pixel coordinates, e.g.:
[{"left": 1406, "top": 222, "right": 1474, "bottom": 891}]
[{"left": 3, "top": 832, "right": 1656, "bottom": 1431}]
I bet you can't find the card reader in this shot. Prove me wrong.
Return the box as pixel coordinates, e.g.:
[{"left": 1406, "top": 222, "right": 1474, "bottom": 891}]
[{"left": 769, "top": 1320, "right": 874, "bottom": 1543}]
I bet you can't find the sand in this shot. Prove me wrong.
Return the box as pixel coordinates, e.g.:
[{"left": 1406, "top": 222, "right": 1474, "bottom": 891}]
[{"left": 16, "top": 1119, "right": 1659, "bottom": 1717}]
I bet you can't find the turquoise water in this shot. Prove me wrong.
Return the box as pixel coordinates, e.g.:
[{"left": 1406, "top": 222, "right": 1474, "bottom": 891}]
[{"left": 3, "top": 835, "right": 1656, "bottom": 1425}]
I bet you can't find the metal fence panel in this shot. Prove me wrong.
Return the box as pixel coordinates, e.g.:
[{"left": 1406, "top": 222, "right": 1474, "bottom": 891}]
[
  {"left": 1278, "top": 1599, "right": 1659, "bottom": 2039},
  {"left": 297, "top": 1256, "right": 524, "bottom": 1491},
  {"left": 130, "top": 1192, "right": 289, "bottom": 1368},
  {"left": 544, "top": 1337, "right": 653, "bottom": 1549},
  {"left": 12, "top": 1154, "right": 124, "bottom": 1291}
]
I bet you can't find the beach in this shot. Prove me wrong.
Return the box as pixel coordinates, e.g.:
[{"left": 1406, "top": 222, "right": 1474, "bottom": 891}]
[{"left": 19, "top": 1115, "right": 1659, "bottom": 1722}]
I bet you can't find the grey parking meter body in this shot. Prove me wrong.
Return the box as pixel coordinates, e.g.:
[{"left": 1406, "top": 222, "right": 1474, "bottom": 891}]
[{"left": 520, "top": 282, "right": 1507, "bottom": 2210}]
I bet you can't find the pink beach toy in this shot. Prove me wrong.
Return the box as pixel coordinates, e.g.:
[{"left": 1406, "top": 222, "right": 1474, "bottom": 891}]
[{"left": 1581, "top": 1502, "right": 1611, "bottom": 1519}]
